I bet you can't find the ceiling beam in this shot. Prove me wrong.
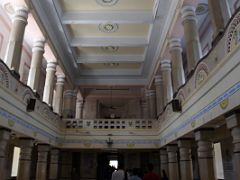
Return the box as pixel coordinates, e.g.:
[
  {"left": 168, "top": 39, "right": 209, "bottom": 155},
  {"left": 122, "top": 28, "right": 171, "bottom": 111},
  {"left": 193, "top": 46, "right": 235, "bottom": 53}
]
[
  {"left": 61, "top": 11, "right": 154, "bottom": 24},
  {"left": 70, "top": 37, "right": 149, "bottom": 47},
  {"left": 77, "top": 54, "right": 145, "bottom": 63},
  {"left": 75, "top": 78, "right": 147, "bottom": 86}
]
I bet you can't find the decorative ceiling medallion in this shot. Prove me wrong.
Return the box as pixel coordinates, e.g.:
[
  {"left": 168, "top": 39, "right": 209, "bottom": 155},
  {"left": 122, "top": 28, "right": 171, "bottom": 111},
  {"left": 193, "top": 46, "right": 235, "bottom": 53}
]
[
  {"left": 96, "top": 0, "right": 119, "bottom": 6},
  {"left": 101, "top": 46, "right": 119, "bottom": 53},
  {"left": 196, "top": 3, "right": 208, "bottom": 15},
  {"left": 104, "top": 63, "right": 119, "bottom": 67},
  {"left": 3, "top": 2, "right": 15, "bottom": 14},
  {"left": 99, "top": 23, "right": 119, "bottom": 33}
]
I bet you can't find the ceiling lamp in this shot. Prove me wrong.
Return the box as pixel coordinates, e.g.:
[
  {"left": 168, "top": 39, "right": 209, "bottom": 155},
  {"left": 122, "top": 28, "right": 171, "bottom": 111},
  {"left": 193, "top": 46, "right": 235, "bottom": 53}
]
[
  {"left": 96, "top": 0, "right": 119, "bottom": 6},
  {"left": 99, "top": 23, "right": 119, "bottom": 33}
]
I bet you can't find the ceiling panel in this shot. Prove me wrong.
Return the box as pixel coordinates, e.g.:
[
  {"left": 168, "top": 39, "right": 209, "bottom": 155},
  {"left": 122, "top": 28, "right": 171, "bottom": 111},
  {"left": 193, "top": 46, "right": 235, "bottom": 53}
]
[
  {"left": 79, "top": 63, "right": 142, "bottom": 69},
  {"left": 59, "top": 0, "right": 155, "bottom": 11},
  {"left": 68, "top": 24, "right": 150, "bottom": 37},
  {"left": 76, "top": 47, "right": 145, "bottom": 55}
]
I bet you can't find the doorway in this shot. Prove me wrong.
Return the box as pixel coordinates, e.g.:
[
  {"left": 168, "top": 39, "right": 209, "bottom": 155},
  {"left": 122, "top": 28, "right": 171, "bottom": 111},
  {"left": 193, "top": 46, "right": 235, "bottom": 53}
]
[{"left": 97, "top": 152, "right": 124, "bottom": 180}]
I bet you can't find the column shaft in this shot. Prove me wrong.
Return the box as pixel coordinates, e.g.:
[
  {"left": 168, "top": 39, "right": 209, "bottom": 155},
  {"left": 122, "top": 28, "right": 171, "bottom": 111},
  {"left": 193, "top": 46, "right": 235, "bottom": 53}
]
[
  {"left": 75, "top": 99, "right": 84, "bottom": 119},
  {"left": 36, "top": 144, "right": 50, "bottom": 180},
  {"left": 4, "top": 6, "right": 28, "bottom": 73},
  {"left": 178, "top": 139, "right": 193, "bottom": 180},
  {"left": 160, "top": 60, "right": 173, "bottom": 106},
  {"left": 208, "top": 0, "right": 231, "bottom": 37},
  {"left": 181, "top": 6, "right": 202, "bottom": 72},
  {"left": 169, "top": 38, "right": 185, "bottom": 93},
  {"left": 0, "top": 129, "right": 10, "bottom": 180},
  {"left": 17, "top": 138, "right": 34, "bottom": 180},
  {"left": 225, "top": 111, "right": 240, "bottom": 180},
  {"left": 167, "top": 145, "right": 179, "bottom": 180},
  {"left": 146, "top": 90, "right": 156, "bottom": 118},
  {"left": 49, "top": 149, "right": 59, "bottom": 180},
  {"left": 53, "top": 74, "right": 65, "bottom": 115},
  {"left": 43, "top": 61, "right": 57, "bottom": 106},
  {"left": 155, "top": 75, "right": 164, "bottom": 115},
  {"left": 63, "top": 90, "right": 76, "bottom": 118},
  {"left": 27, "top": 38, "right": 45, "bottom": 92},
  {"left": 160, "top": 149, "right": 169, "bottom": 177},
  {"left": 195, "top": 129, "right": 215, "bottom": 180},
  {"left": 59, "top": 151, "right": 72, "bottom": 179},
  {"left": 141, "top": 101, "right": 149, "bottom": 119}
]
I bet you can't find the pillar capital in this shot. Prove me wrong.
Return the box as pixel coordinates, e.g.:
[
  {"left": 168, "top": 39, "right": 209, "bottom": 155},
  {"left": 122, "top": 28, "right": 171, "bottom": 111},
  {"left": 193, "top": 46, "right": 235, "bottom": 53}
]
[
  {"left": 169, "top": 38, "right": 182, "bottom": 52},
  {"left": 37, "top": 144, "right": 50, "bottom": 152},
  {"left": 181, "top": 6, "right": 197, "bottom": 22},
  {"left": 76, "top": 98, "right": 84, "bottom": 104},
  {"left": 32, "top": 38, "right": 45, "bottom": 52},
  {"left": 0, "top": 128, "right": 10, "bottom": 140},
  {"left": 160, "top": 59, "right": 171, "bottom": 71},
  {"left": 19, "top": 138, "right": 34, "bottom": 147},
  {"left": 64, "top": 90, "right": 77, "bottom": 97},
  {"left": 146, "top": 89, "right": 156, "bottom": 97},
  {"left": 56, "top": 73, "right": 65, "bottom": 85},
  {"left": 195, "top": 128, "right": 214, "bottom": 141},
  {"left": 46, "top": 61, "right": 57, "bottom": 71},
  {"left": 13, "top": 6, "right": 29, "bottom": 23},
  {"left": 225, "top": 110, "right": 240, "bottom": 129},
  {"left": 154, "top": 75, "right": 163, "bottom": 85},
  {"left": 166, "top": 144, "right": 178, "bottom": 152},
  {"left": 177, "top": 138, "right": 193, "bottom": 148}
]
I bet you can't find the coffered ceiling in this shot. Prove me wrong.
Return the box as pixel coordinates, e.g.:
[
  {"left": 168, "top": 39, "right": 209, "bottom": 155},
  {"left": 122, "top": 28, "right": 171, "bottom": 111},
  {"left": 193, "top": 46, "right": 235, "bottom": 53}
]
[{"left": 29, "top": 0, "right": 180, "bottom": 86}]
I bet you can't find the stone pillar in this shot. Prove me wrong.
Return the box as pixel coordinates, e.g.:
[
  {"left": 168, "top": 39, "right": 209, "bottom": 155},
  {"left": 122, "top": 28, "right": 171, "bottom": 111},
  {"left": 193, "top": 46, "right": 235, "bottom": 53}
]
[
  {"left": 49, "top": 149, "right": 59, "bottom": 180},
  {"left": 160, "top": 60, "right": 173, "bottom": 106},
  {"left": 181, "top": 6, "right": 202, "bottom": 73},
  {"left": 160, "top": 149, "right": 168, "bottom": 177},
  {"left": 155, "top": 75, "right": 164, "bottom": 115},
  {"left": 17, "top": 138, "right": 34, "bottom": 180},
  {"left": 59, "top": 151, "right": 72, "bottom": 179},
  {"left": 178, "top": 139, "right": 193, "bottom": 180},
  {"left": 195, "top": 129, "right": 215, "bottom": 180},
  {"left": 75, "top": 99, "right": 84, "bottom": 119},
  {"left": 27, "top": 38, "right": 45, "bottom": 92},
  {"left": 225, "top": 111, "right": 240, "bottom": 180},
  {"left": 169, "top": 38, "right": 185, "bottom": 93},
  {"left": 36, "top": 144, "right": 50, "bottom": 180},
  {"left": 4, "top": 6, "right": 28, "bottom": 73},
  {"left": 53, "top": 74, "right": 65, "bottom": 115},
  {"left": 167, "top": 145, "right": 179, "bottom": 180},
  {"left": 208, "top": 0, "right": 231, "bottom": 37},
  {"left": 0, "top": 128, "right": 10, "bottom": 180},
  {"left": 220, "top": 0, "right": 232, "bottom": 24},
  {"left": 63, "top": 90, "right": 76, "bottom": 118},
  {"left": 141, "top": 100, "right": 149, "bottom": 119},
  {"left": 43, "top": 61, "right": 57, "bottom": 106},
  {"left": 146, "top": 90, "right": 156, "bottom": 118}
]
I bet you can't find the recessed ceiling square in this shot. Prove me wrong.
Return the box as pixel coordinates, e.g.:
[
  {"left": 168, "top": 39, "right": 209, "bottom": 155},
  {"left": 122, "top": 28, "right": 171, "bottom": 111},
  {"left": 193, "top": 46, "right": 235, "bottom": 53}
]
[
  {"left": 59, "top": 0, "right": 154, "bottom": 11},
  {"left": 68, "top": 24, "right": 150, "bottom": 37}
]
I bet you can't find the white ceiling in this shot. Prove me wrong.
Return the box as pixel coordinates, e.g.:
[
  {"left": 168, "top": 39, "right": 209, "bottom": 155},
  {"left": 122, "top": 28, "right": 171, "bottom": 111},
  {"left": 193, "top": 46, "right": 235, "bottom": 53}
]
[{"left": 29, "top": 0, "right": 180, "bottom": 86}]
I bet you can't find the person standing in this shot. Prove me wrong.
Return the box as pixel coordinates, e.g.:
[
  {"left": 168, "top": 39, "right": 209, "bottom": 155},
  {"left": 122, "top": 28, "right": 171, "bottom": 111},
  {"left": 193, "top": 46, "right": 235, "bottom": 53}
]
[
  {"left": 111, "top": 164, "right": 125, "bottom": 180},
  {"left": 143, "top": 163, "right": 160, "bottom": 180},
  {"left": 129, "top": 168, "right": 142, "bottom": 180}
]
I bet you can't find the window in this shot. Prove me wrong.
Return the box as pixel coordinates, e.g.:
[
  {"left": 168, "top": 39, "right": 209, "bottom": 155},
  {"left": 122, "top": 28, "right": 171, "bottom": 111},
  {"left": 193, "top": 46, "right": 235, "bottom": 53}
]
[
  {"left": 11, "top": 147, "right": 21, "bottom": 177},
  {"left": 213, "top": 142, "right": 224, "bottom": 179},
  {"left": 109, "top": 160, "right": 118, "bottom": 169}
]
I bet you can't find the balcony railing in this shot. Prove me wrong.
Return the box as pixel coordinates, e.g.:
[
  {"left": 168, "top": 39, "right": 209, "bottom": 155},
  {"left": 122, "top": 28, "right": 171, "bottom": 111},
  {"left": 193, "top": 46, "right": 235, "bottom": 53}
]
[{"left": 63, "top": 118, "right": 158, "bottom": 130}]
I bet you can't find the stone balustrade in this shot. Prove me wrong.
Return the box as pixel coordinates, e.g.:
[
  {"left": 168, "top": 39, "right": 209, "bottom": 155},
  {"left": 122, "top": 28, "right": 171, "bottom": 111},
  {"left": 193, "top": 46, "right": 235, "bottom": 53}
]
[
  {"left": 63, "top": 118, "right": 158, "bottom": 130},
  {"left": 158, "top": 9, "right": 240, "bottom": 120}
]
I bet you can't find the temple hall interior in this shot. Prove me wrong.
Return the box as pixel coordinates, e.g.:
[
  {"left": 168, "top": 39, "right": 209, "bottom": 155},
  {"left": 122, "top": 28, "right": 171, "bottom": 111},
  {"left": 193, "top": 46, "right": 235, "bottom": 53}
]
[{"left": 0, "top": 0, "right": 240, "bottom": 179}]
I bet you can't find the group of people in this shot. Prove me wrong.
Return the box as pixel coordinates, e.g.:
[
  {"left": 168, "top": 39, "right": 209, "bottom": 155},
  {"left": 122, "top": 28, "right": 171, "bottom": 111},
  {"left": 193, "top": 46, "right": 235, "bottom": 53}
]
[{"left": 111, "top": 163, "right": 168, "bottom": 180}]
